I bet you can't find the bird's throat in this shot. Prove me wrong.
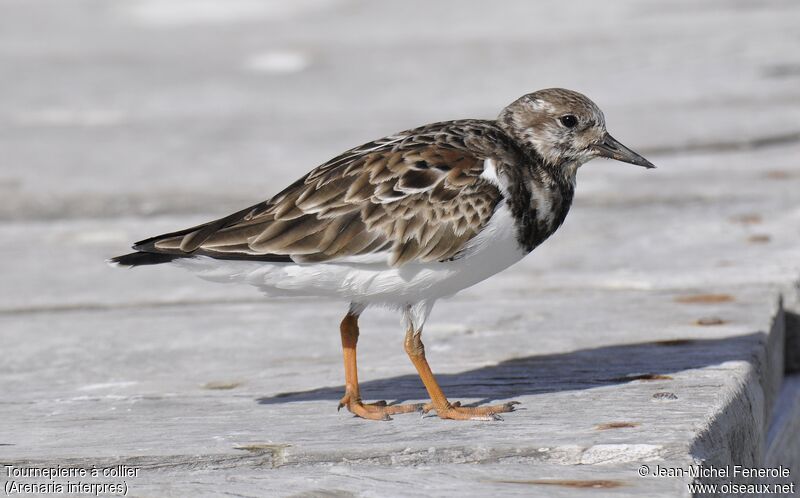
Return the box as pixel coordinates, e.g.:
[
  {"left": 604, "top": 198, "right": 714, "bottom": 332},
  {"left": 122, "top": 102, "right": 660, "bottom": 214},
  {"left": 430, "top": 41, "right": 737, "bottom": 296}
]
[{"left": 505, "top": 166, "right": 575, "bottom": 253}]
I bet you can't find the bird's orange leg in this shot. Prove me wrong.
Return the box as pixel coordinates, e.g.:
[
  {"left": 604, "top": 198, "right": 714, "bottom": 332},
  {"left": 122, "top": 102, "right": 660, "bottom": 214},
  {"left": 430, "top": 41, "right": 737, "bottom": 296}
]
[
  {"left": 338, "top": 313, "right": 423, "bottom": 420},
  {"left": 404, "top": 327, "right": 519, "bottom": 421}
]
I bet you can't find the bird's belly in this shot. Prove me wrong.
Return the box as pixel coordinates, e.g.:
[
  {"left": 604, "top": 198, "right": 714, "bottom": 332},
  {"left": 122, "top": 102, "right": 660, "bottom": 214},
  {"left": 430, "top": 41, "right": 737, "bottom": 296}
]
[{"left": 174, "top": 202, "right": 526, "bottom": 304}]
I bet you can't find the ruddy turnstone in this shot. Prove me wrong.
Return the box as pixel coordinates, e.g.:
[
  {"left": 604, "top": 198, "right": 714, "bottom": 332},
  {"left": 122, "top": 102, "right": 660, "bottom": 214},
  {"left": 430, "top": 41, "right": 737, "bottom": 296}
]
[{"left": 111, "top": 88, "right": 654, "bottom": 421}]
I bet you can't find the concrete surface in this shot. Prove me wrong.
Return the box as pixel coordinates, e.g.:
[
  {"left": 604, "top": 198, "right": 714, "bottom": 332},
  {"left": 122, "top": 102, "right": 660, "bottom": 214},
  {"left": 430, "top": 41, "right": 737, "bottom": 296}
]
[{"left": 1, "top": 1, "right": 799, "bottom": 497}]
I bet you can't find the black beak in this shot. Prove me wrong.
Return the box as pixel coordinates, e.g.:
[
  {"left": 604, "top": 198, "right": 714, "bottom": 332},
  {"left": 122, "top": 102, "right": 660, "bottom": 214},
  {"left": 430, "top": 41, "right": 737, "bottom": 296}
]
[{"left": 593, "top": 133, "right": 655, "bottom": 169}]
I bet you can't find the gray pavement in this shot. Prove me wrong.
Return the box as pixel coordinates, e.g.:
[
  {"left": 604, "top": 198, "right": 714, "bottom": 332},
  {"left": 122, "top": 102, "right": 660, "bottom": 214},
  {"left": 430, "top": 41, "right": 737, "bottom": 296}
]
[{"left": 1, "top": 1, "right": 800, "bottom": 497}]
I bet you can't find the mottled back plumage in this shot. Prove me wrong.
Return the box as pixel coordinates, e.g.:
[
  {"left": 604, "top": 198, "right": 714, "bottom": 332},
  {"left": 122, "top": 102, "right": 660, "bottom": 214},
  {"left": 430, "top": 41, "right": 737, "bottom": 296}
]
[{"left": 130, "top": 120, "right": 541, "bottom": 267}]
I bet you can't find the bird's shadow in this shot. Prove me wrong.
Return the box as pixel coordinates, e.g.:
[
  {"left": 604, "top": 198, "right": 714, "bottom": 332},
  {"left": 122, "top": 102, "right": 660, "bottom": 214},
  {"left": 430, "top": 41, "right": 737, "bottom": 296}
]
[{"left": 257, "top": 332, "right": 766, "bottom": 406}]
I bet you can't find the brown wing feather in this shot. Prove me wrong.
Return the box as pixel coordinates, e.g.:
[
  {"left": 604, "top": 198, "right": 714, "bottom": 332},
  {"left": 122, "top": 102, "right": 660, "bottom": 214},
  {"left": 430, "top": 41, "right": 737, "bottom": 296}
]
[{"left": 139, "top": 121, "right": 515, "bottom": 266}]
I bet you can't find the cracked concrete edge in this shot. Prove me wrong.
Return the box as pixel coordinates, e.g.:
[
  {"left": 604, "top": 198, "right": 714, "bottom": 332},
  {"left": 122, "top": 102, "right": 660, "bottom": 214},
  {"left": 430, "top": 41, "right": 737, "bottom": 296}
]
[
  {"left": 689, "top": 282, "right": 799, "bottom": 493},
  {"left": 765, "top": 375, "right": 800, "bottom": 471},
  {"left": 763, "top": 281, "right": 800, "bottom": 475},
  {"left": 781, "top": 281, "right": 800, "bottom": 374},
  {"left": 3, "top": 442, "right": 688, "bottom": 474}
]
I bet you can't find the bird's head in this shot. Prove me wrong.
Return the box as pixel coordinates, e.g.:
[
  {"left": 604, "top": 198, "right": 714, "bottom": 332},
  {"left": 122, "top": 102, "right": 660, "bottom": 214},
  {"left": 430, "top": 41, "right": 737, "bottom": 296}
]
[{"left": 498, "top": 88, "right": 654, "bottom": 177}]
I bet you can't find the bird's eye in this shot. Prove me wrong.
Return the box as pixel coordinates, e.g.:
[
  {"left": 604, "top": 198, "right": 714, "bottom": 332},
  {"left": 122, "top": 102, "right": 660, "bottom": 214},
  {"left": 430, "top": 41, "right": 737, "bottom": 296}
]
[{"left": 559, "top": 115, "right": 578, "bottom": 128}]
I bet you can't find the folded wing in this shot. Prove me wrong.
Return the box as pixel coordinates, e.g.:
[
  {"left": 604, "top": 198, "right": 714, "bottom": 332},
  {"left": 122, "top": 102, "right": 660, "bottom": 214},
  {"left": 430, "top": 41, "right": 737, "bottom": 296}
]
[{"left": 135, "top": 122, "right": 507, "bottom": 267}]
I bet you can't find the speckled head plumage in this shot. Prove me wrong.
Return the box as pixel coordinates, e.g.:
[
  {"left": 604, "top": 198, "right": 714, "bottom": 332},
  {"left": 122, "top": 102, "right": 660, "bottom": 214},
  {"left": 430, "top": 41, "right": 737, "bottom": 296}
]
[{"left": 498, "top": 88, "right": 654, "bottom": 177}]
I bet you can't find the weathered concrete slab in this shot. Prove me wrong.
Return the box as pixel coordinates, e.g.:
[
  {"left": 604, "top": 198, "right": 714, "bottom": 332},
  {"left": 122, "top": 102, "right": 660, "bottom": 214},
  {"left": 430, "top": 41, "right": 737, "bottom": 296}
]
[
  {"left": 1, "top": 0, "right": 799, "bottom": 497},
  {"left": 0, "top": 284, "right": 789, "bottom": 497}
]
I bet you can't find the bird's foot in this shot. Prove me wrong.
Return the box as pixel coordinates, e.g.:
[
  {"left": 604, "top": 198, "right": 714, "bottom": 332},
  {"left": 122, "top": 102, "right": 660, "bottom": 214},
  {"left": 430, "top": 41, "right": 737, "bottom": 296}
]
[
  {"left": 338, "top": 393, "right": 423, "bottom": 421},
  {"left": 422, "top": 401, "right": 520, "bottom": 421}
]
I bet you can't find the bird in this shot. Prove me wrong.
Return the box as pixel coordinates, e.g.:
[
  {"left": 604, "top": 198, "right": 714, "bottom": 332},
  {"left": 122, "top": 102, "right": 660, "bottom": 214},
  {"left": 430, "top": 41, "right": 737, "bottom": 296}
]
[{"left": 110, "top": 88, "right": 654, "bottom": 421}]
